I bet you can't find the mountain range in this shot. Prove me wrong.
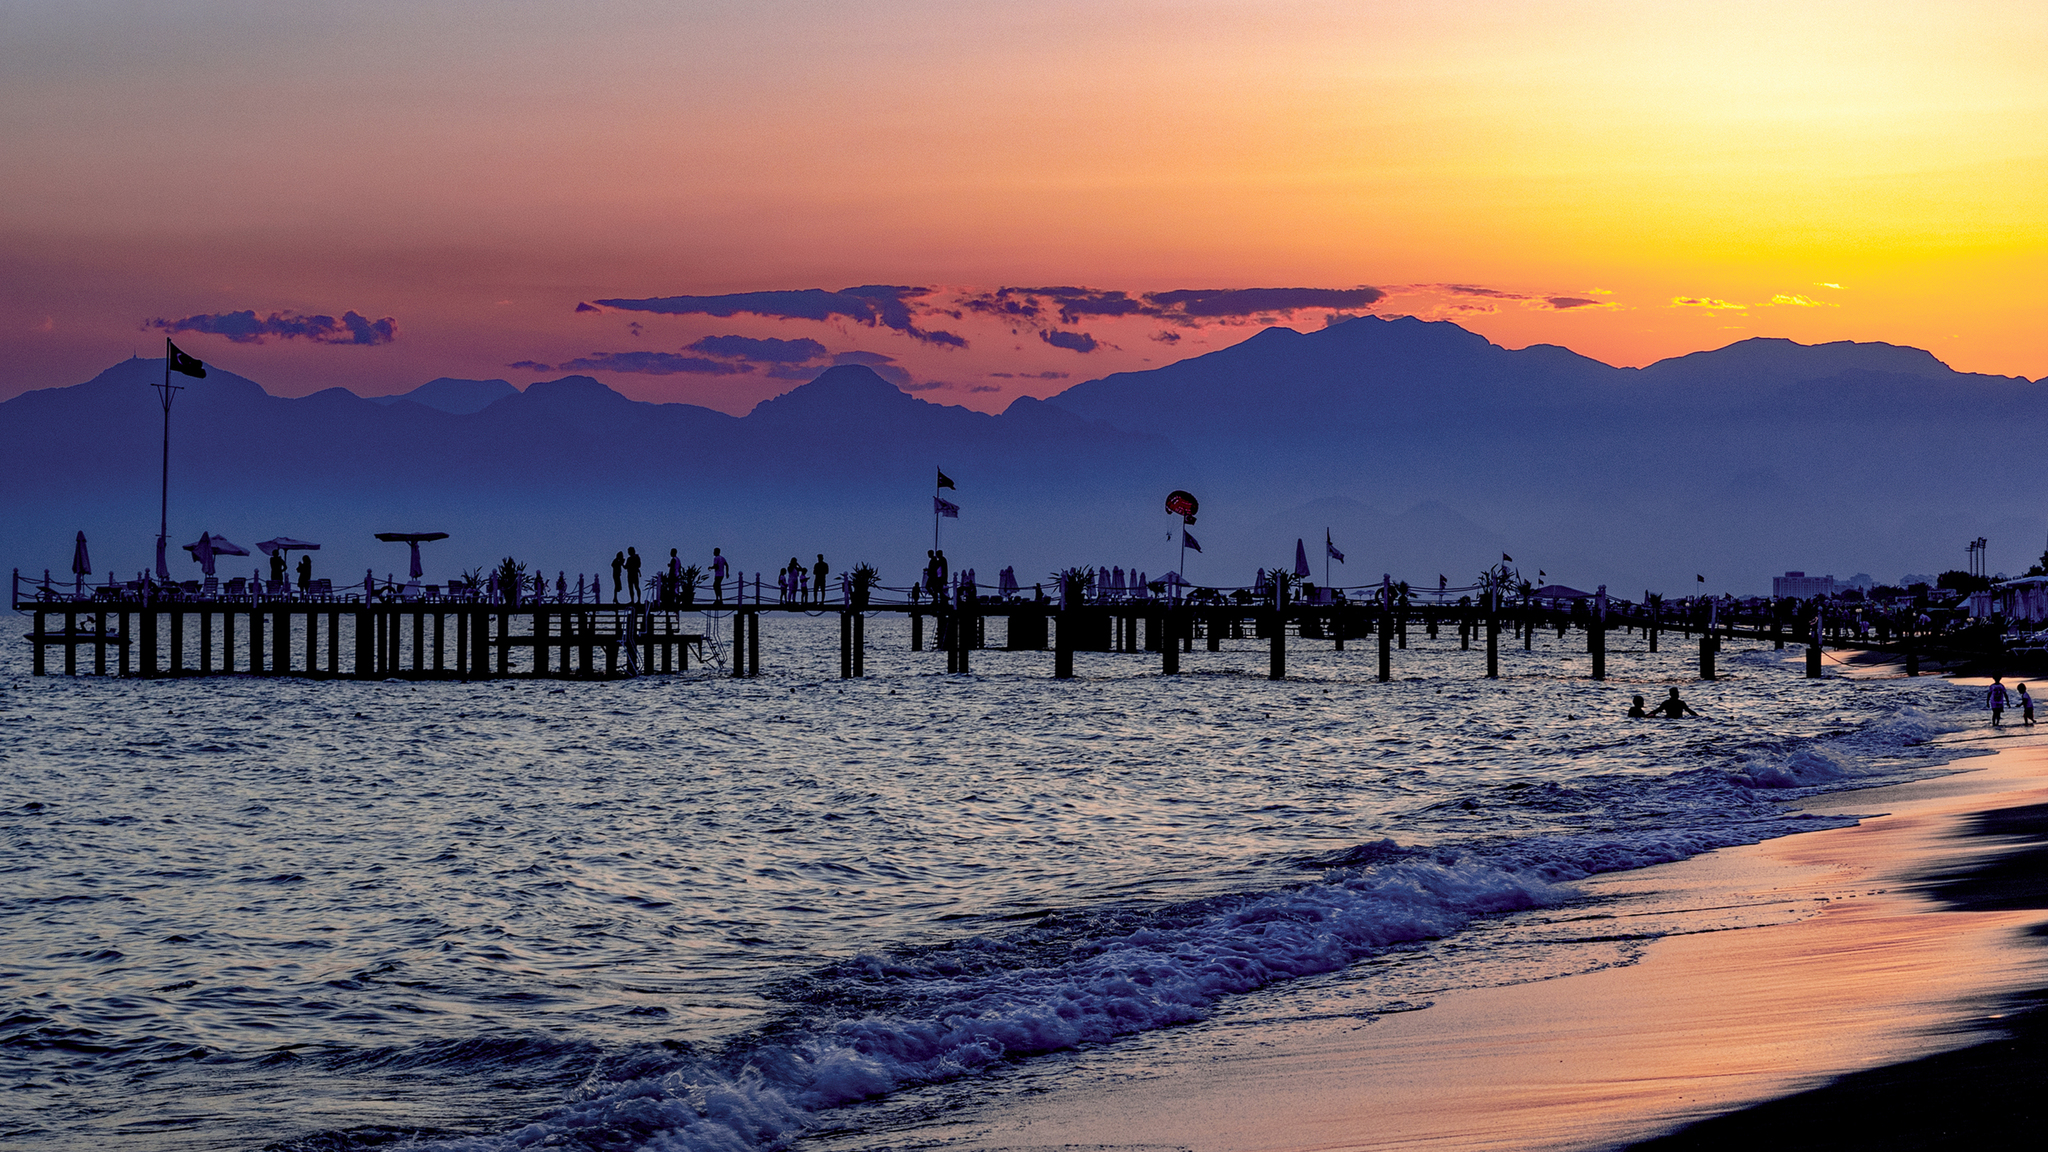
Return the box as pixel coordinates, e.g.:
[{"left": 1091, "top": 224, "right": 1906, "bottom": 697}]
[{"left": 3, "top": 316, "right": 2041, "bottom": 596}]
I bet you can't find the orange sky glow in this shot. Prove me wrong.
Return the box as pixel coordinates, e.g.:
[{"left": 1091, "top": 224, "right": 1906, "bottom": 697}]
[{"left": 2, "top": 0, "right": 2042, "bottom": 412}]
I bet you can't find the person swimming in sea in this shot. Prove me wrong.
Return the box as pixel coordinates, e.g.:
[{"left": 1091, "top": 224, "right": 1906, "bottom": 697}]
[
  {"left": 1646, "top": 687, "right": 1699, "bottom": 718},
  {"left": 1628, "top": 694, "right": 1649, "bottom": 718}
]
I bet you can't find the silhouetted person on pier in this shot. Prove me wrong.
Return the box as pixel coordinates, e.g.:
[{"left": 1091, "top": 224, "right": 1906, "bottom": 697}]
[
  {"left": 1988, "top": 677, "right": 2009, "bottom": 727},
  {"left": 611, "top": 551, "right": 626, "bottom": 602},
  {"left": 1648, "top": 687, "right": 1699, "bottom": 718},
  {"left": 1628, "top": 694, "right": 1649, "bottom": 719},
  {"left": 296, "top": 554, "right": 312, "bottom": 592},
  {"left": 814, "top": 555, "right": 829, "bottom": 605},
  {"left": 270, "top": 550, "right": 287, "bottom": 590},
  {"left": 711, "top": 548, "right": 728, "bottom": 603},
  {"left": 626, "top": 547, "right": 643, "bottom": 603}
]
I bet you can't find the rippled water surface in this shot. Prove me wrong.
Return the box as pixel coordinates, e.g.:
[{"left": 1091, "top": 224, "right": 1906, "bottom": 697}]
[{"left": 0, "top": 614, "right": 1973, "bottom": 1150}]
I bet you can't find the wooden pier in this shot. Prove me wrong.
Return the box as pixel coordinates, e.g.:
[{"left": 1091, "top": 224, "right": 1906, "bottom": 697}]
[{"left": 16, "top": 568, "right": 1977, "bottom": 682}]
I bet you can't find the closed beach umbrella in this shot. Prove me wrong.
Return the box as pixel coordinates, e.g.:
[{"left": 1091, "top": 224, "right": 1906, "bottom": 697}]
[
  {"left": 71, "top": 531, "right": 91, "bottom": 577},
  {"left": 1294, "top": 538, "right": 1311, "bottom": 579}
]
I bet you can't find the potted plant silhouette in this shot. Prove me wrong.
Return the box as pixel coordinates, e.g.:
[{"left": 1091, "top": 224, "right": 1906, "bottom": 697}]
[
  {"left": 849, "top": 563, "right": 880, "bottom": 608},
  {"left": 677, "top": 564, "right": 705, "bottom": 607},
  {"left": 495, "top": 557, "right": 527, "bottom": 607}
]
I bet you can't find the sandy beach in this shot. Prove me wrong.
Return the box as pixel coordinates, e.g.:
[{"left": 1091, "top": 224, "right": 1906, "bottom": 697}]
[{"left": 835, "top": 728, "right": 2048, "bottom": 1152}]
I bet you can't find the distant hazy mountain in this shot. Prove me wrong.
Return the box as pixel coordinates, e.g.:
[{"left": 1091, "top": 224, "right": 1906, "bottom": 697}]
[
  {"left": 3, "top": 321, "right": 2041, "bottom": 596},
  {"left": 369, "top": 377, "right": 519, "bottom": 415}
]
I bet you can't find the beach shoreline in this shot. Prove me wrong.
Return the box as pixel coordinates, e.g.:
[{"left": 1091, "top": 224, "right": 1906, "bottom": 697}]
[{"left": 822, "top": 733, "right": 2048, "bottom": 1152}]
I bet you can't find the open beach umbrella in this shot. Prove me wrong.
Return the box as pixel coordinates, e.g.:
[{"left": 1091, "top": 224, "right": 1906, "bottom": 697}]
[
  {"left": 375, "top": 531, "right": 449, "bottom": 579},
  {"left": 256, "top": 537, "right": 321, "bottom": 558}
]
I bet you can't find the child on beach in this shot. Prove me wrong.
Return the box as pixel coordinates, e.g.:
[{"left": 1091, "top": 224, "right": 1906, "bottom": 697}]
[
  {"left": 2020, "top": 683, "right": 2035, "bottom": 727},
  {"left": 1987, "top": 677, "right": 2009, "bottom": 727}
]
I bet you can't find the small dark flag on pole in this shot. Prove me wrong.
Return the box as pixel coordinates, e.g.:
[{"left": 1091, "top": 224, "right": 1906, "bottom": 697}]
[
  {"left": 1182, "top": 529, "right": 1202, "bottom": 553},
  {"left": 1326, "top": 532, "right": 1344, "bottom": 563},
  {"left": 1502, "top": 553, "right": 1513, "bottom": 563},
  {"left": 936, "top": 469, "right": 955, "bottom": 490},
  {"left": 167, "top": 340, "right": 206, "bottom": 379},
  {"left": 1697, "top": 574, "right": 1706, "bottom": 583},
  {"left": 934, "top": 496, "right": 960, "bottom": 518}
]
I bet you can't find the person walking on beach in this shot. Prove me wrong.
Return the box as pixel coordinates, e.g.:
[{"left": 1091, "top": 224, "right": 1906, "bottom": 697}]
[
  {"left": 2020, "top": 683, "right": 2035, "bottom": 727},
  {"left": 611, "top": 551, "right": 626, "bottom": 603},
  {"left": 1648, "top": 687, "right": 1699, "bottom": 718},
  {"left": 1988, "top": 676, "right": 2009, "bottom": 727}
]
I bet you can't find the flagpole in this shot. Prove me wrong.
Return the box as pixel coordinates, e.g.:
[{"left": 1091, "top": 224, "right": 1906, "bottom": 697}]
[
  {"left": 1324, "top": 528, "right": 1330, "bottom": 590},
  {"left": 157, "top": 338, "right": 174, "bottom": 581}
]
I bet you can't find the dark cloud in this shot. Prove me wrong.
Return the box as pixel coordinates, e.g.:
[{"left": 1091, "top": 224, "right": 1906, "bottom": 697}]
[
  {"left": 1040, "top": 329, "right": 1099, "bottom": 353},
  {"left": 591, "top": 286, "right": 967, "bottom": 347},
  {"left": 1441, "top": 285, "right": 1527, "bottom": 300},
  {"left": 961, "top": 287, "right": 1147, "bottom": 326},
  {"left": 988, "top": 370, "right": 1070, "bottom": 379},
  {"left": 1141, "top": 287, "right": 1386, "bottom": 318},
  {"left": 966, "top": 383, "right": 1002, "bottom": 393},
  {"left": 554, "top": 351, "right": 752, "bottom": 376},
  {"left": 506, "top": 360, "right": 553, "bottom": 372},
  {"left": 957, "top": 285, "right": 1387, "bottom": 333},
  {"left": 148, "top": 309, "right": 398, "bottom": 346},
  {"left": 1545, "top": 297, "right": 1600, "bottom": 310},
  {"left": 686, "top": 334, "right": 828, "bottom": 363},
  {"left": 899, "top": 379, "right": 950, "bottom": 392},
  {"left": 628, "top": 321, "right": 644, "bottom": 337},
  {"left": 575, "top": 302, "right": 601, "bottom": 313},
  {"left": 1151, "top": 330, "right": 1183, "bottom": 343}
]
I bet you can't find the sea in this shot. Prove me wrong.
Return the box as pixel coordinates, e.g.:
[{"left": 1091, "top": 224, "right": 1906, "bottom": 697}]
[{"left": 0, "top": 612, "right": 1977, "bottom": 1151}]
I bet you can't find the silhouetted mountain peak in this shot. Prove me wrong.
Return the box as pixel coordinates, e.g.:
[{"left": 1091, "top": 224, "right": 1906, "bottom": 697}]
[
  {"left": 746, "top": 364, "right": 937, "bottom": 421},
  {"left": 1641, "top": 336, "right": 1959, "bottom": 387},
  {"left": 518, "top": 375, "right": 632, "bottom": 404}
]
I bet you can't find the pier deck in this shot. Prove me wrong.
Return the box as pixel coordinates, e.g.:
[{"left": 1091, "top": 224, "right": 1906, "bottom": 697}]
[{"left": 18, "top": 567, "right": 1957, "bottom": 683}]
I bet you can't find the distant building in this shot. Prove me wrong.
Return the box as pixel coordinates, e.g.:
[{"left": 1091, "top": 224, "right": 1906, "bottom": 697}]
[
  {"left": 1843, "top": 573, "right": 1875, "bottom": 591},
  {"left": 1899, "top": 573, "right": 1937, "bottom": 589},
  {"left": 1773, "top": 571, "right": 1836, "bottom": 598}
]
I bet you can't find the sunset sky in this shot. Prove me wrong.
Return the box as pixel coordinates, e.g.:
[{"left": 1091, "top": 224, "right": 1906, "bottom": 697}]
[{"left": 3, "top": 0, "right": 2042, "bottom": 413}]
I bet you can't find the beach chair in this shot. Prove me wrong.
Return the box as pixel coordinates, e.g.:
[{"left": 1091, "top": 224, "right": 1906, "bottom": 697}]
[
  {"left": 202, "top": 576, "right": 219, "bottom": 598},
  {"left": 311, "top": 578, "right": 332, "bottom": 599},
  {"left": 266, "top": 579, "right": 288, "bottom": 597},
  {"left": 224, "top": 577, "right": 247, "bottom": 599}
]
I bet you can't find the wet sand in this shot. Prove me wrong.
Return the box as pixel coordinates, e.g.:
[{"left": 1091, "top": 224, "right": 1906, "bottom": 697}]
[{"left": 863, "top": 735, "right": 2048, "bottom": 1151}]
